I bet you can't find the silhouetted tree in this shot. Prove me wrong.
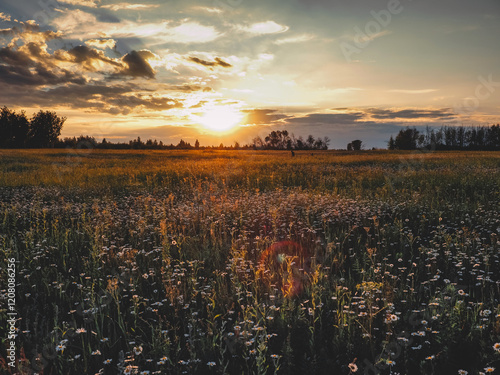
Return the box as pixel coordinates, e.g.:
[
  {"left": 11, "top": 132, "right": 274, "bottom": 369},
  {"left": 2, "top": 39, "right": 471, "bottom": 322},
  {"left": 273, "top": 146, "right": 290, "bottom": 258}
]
[
  {"left": 252, "top": 136, "right": 265, "bottom": 149},
  {"left": 177, "top": 139, "right": 191, "bottom": 149},
  {"left": 0, "top": 107, "right": 30, "bottom": 148},
  {"left": 393, "top": 127, "right": 420, "bottom": 150},
  {"left": 388, "top": 125, "right": 500, "bottom": 151},
  {"left": 254, "top": 130, "right": 328, "bottom": 150},
  {"left": 28, "top": 110, "right": 66, "bottom": 148},
  {"left": 388, "top": 136, "right": 395, "bottom": 150},
  {"left": 347, "top": 140, "right": 362, "bottom": 151}
]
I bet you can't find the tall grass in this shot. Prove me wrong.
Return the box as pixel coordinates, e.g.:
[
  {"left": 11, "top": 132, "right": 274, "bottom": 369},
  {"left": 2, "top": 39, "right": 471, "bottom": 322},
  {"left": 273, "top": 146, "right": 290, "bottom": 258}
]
[{"left": 0, "top": 150, "right": 499, "bottom": 374}]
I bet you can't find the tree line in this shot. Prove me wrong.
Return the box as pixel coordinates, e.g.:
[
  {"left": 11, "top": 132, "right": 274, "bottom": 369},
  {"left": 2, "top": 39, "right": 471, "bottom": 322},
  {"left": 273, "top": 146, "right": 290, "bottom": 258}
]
[
  {"left": 0, "top": 107, "right": 66, "bottom": 148},
  {"left": 56, "top": 136, "right": 247, "bottom": 150},
  {"left": 388, "top": 125, "right": 500, "bottom": 151},
  {"left": 2, "top": 106, "right": 500, "bottom": 151},
  {"left": 251, "top": 130, "right": 330, "bottom": 150}
]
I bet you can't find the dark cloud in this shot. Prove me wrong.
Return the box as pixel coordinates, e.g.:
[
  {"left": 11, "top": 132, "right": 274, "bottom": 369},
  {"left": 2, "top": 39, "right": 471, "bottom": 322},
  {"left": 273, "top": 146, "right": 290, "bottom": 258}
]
[
  {"left": 63, "top": 45, "right": 122, "bottom": 70},
  {"left": 118, "top": 50, "right": 156, "bottom": 78},
  {"left": 0, "top": 63, "right": 86, "bottom": 86},
  {"left": 286, "top": 108, "right": 457, "bottom": 127},
  {"left": 0, "top": 43, "right": 87, "bottom": 86},
  {"left": 0, "top": 20, "right": 92, "bottom": 86},
  {"left": 167, "top": 84, "right": 214, "bottom": 92},
  {"left": 44, "top": 84, "right": 182, "bottom": 114},
  {"left": 95, "top": 12, "right": 121, "bottom": 23},
  {"left": 188, "top": 56, "right": 232, "bottom": 68},
  {"left": 0, "top": 46, "right": 33, "bottom": 66},
  {"left": 287, "top": 112, "right": 366, "bottom": 125},
  {"left": 0, "top": 17, "right": 182, "bottom": 114},
  {"left": 366, "top": 108, "right": 456, "bottom": 120},
  {"left": 242, "top": 109, "right": 289, "bottom": 125},
  {"left": 0, "top": 82, "right": 183, "bottom": 115}
]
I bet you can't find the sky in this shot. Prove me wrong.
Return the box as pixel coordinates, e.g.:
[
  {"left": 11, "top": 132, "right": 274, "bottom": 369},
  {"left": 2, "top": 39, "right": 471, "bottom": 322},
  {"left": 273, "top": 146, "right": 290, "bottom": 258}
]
[{"left": 0, "top": 0, "right": 499, "bottom": 148}]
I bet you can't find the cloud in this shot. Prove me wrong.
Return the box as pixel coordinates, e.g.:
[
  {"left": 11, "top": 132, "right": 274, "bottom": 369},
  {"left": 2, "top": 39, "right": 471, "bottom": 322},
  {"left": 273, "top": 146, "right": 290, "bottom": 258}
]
[
  {"left": 0, "top": 12, "right": 11, "bottom": 21},
  {"left": 0, "top": 81, "right": 182, "bottom": 115},
  {"left": 58, "top": 0, "right": 100, "bottom": 7},
  {"left": 51, "top": 9, "right": 100, "bottom": 38},
  {"left": 117, "top": 50, "right": 157, "bottom": 78},
  {"left": 0, "top": 46, "right": 33, "bottom": 66},
  {"left": 166, "top": 84, "right": 214, "bottom": 92},
  {"left": 388, "top": 89, "right": 438, "bottom": 94},
  {"left": 190, "top": 6, "right": 223, "bottom": 14},
  {"left": 274, "top": 34, "right": 315, "bottom": 45},
  {"left": 60, "top": 45, "right": 122, "bottom": 71},
  {"left": 365, "top": 108, "right": 456, "bottom": 120},
  {"left": 283, "top": 108, "right": 457, "bottom": 129},
  {"left": 101, "top": 3, "right": 160, "bottom": 11},
  {"left": 0, "top": 63, "right": 86, "bottom": 86},
  {"left": 239, "top": 21, "right": 289, "bottom": 35},
  {"left": 188, "top": 56, "right": 232, "bottom": 68},
  {"left": 0, "top": 24, "right": 87, "bottom": 86},
  {"left": 85, "top": 38, "right": 117, "bottom": 50},
  {"left": 241, "top": 109, "right": 289, "bottom": 125},
  {"left": 0, "top": 20, "right": 62, "bottom": 43},
  {"left": 162, "top": 21, "right": 221, "bottom": 43},
  {"left": 51, "top": 10, "right": 221, "bottom": 43},
  {"left": 287, "top": 112, "right": 366, "bottom": 125}
]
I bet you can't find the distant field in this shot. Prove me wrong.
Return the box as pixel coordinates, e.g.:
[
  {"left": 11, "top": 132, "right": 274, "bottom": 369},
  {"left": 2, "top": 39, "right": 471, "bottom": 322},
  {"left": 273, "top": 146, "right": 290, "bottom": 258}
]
[{"left": 1, "top": 150, "right": 500, "bottom": 375}]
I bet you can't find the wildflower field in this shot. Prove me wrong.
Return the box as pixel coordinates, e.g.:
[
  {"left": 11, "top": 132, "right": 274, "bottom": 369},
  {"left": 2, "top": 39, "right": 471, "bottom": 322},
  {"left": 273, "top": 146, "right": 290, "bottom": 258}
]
[{"left": 1, "top": 149, "right": 500, "bottom": 375}]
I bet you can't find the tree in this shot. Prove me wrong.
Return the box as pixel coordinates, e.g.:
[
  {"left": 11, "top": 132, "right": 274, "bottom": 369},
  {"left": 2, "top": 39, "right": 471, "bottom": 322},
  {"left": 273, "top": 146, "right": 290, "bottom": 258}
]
[
  {"left": 0, "top": 107, "right": 30, "bottom": 148},
  {"left": 306, "top": 135, "right": 315, "bottom": 149},
  {"left": 28, "top": 110, "right": 66, "bottom": 148},
  {"left": 252, "top": 136, "right": 264, "bottom": 149},
  {"left": 323, "top": 136, "right": 331, "bottom": 150},
  {"left": 348, "top": 140, "right": 362, "bottom": 151},
  {"left": 394, "top": 127, "right": 419, "bottom": 150},
  {"left": 388, "top": 136, "right": 395, "bottom": 150},
  {"left": 195, "top": 139, "right": 200, "bottom": 149},
  {"left": 177, "top": 139, "right": 191, "bottom": 149}
]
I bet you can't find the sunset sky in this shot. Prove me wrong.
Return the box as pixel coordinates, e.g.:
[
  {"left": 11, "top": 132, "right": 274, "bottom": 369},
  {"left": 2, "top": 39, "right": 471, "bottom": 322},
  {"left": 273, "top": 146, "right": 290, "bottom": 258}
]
[{"left": 1, "top": 0, "right": 499, "bottom": 148}]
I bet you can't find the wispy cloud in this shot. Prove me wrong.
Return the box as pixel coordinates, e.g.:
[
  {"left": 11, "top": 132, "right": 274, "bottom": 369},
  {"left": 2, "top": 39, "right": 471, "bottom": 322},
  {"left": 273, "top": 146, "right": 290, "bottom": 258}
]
[
  {"left": 274, "top": 34, "right": 315, "bottom": 45},
  {"left": 101, "top": 3, "right": 160, "bottom": 11},
  {"left": 389, "top": 89, "right": 438, "bottom": 94},
  {"left": 51, "top": 10, "right": 222, "bottom": 43},
  {"left": 190, "top": 6, "right": 223, "bottom": 14},
  {"left": 58, "top": 0, "right": 100, "bottom": 8},
  {"left": 238, "top": 21, "right": 289, "bottom": 35},
  {"left": 188, "top": 56, "right": 232, "bottom": 68}
]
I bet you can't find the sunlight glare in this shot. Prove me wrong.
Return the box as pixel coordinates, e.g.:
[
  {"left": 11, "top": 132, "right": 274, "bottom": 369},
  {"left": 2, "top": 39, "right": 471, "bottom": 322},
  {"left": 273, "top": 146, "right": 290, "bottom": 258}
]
[{"left": 196, "top": 107, "right": 243, "bottom": 132}]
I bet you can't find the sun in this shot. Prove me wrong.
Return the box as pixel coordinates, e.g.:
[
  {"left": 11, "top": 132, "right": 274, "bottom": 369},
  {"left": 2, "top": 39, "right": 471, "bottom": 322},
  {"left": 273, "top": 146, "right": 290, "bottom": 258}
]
[{"left": 195, "top": 107, "right": 243, "bottom": 132}]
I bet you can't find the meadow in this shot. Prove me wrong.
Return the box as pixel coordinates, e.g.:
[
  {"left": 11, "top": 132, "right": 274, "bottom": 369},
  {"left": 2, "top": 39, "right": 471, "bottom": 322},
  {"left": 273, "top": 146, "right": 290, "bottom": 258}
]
[{"left": 1, "top": 149, "right": 500, "bottom": 375}]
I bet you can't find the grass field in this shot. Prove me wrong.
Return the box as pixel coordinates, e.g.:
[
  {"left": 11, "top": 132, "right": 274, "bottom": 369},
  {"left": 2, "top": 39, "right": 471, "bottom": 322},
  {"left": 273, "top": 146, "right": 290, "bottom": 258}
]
[{"left": 1, "top": 149, "right": 500, "bottom": 375}]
